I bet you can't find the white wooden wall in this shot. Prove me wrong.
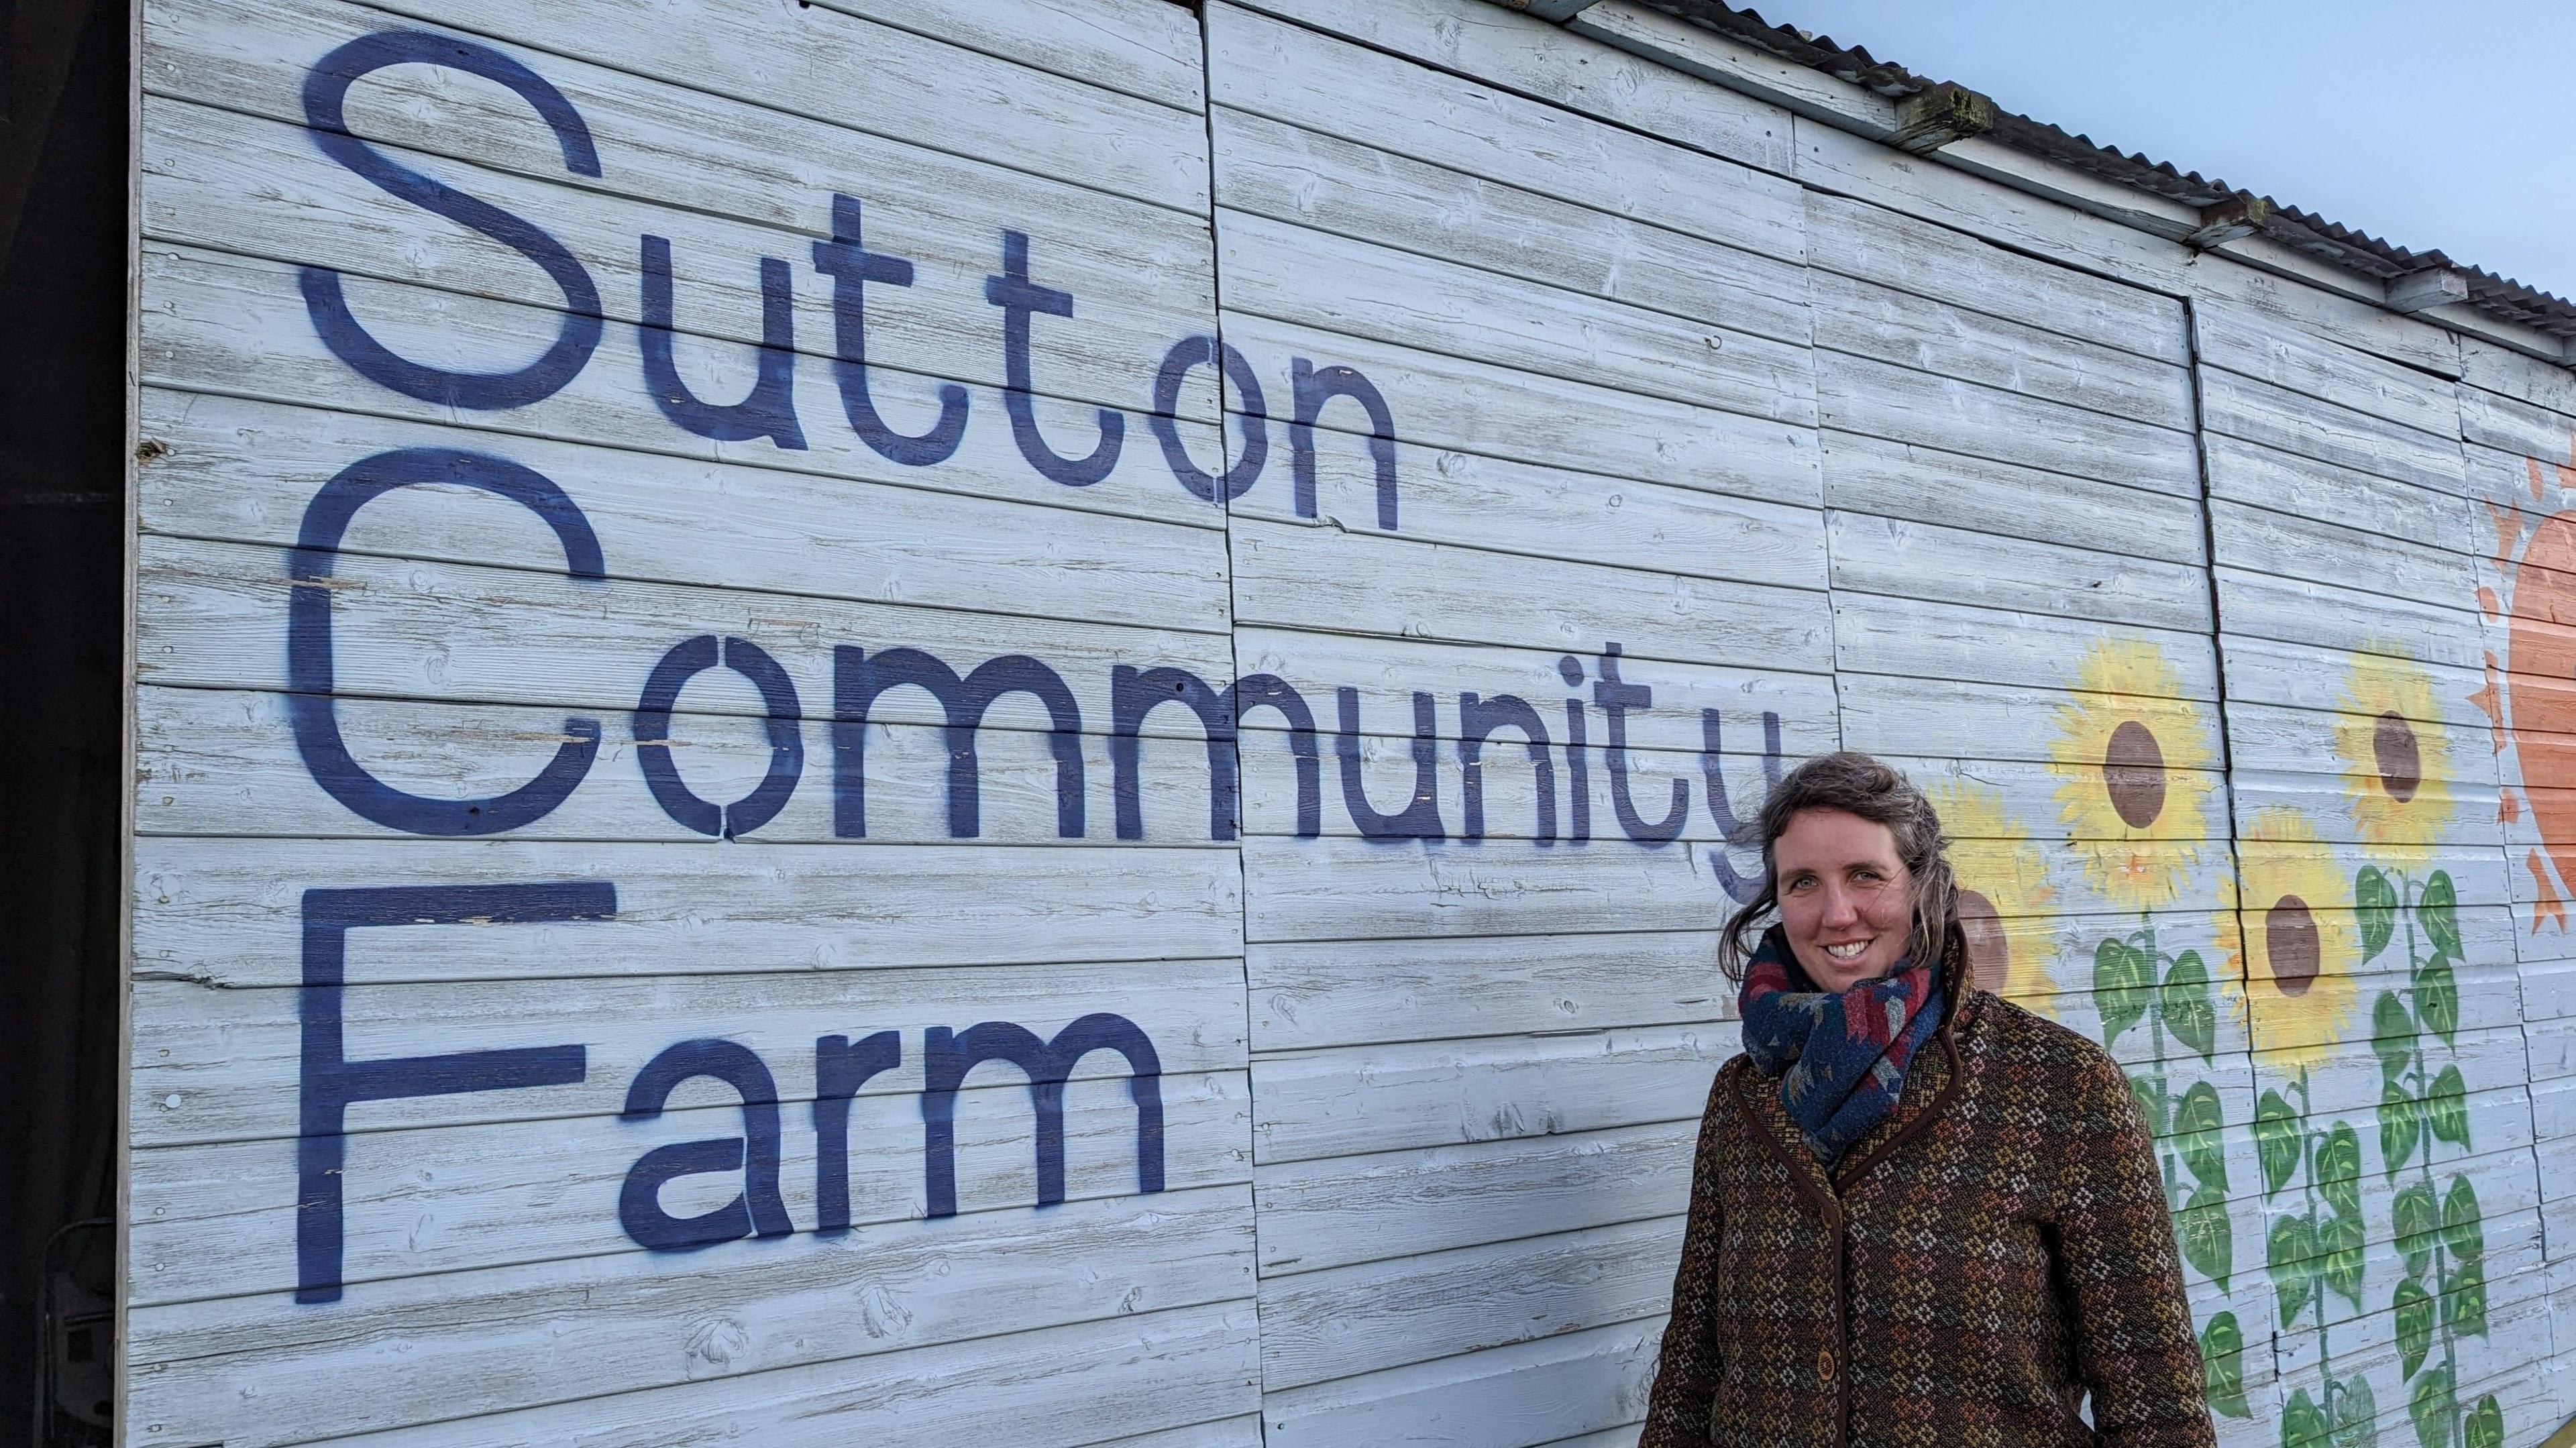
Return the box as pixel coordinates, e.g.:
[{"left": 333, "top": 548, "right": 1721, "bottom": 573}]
[{"left": 122, "top": 0, "right": 2576, "bottom": 1443}]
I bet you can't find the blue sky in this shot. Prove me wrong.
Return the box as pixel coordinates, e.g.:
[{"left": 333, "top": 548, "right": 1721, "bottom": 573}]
[{"left": 1755, "top": 0, "right": 2576, "bottom": 302}]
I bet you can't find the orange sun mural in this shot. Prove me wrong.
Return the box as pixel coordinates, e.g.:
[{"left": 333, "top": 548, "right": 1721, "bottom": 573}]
[{"left": 2476, "top": 434, "right": 2576, "bottom": 934}]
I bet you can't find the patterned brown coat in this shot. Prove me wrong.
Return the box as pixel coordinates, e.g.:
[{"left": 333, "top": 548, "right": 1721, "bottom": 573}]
[{"left": 1640, "top": 987, "right": 2216, "bottom": 1448}]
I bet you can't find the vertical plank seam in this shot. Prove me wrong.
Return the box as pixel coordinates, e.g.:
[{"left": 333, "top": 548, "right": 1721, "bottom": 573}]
[
  {"left": 2178, "top": 293, "right": 2267, "bottom": 1382},
  {"left": 1197, "top": 8, "right": 1273, "bottom": 1443}
]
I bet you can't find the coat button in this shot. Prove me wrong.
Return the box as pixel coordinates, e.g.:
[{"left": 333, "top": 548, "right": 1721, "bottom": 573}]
[{"left": 1817, "top": 1346, "right": 1836, "bottom": 1383}]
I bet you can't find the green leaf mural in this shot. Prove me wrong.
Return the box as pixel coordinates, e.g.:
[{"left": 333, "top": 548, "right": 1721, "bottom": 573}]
[
  {"left": 2440, "top": 1176, "right": 2483, "bottom": 1264},
  {"left": 2357, "top": 865, "right": 2399, "bottom": 961},
  {"left": 2320, "top": 1209, "right": 2367, "bottom": 1311},
  {"left": 2271, "top": 1214, "right": 2318, "bottom": 1327},
  {"left": 2318, "top": 1123, "right": 2363, "bottom": 1221},
  {"left": 2095, "top": 937, "right": 2151, "bottom": 1046},
  {"left": 2175, "top": 1080, "right": 2227, "bottom": 1190},
  {"left": 2418, "top": 961, "right": 2459, "bottom": 1048},
  {"left": 2465, "top": 1396, "right": 2505, "bottom": 1448},
  {"left": 2442, "top": 1260, "right": 2487, "bottom": 1339},
  {"left": 2426, "top": 1066, "right": 2469, "bottom": 1148},
  {"left": 2394, "top": 1181, "right": 2440, "bottom": 1280},
  {"left": 2380, "top": 1083, "right": 2420, "bottom": 1180},
  {"left": 2162, "top": 949, "right": 2216, "bottom": 1062},
  {"left": 2415, "top": 870, "right": 2461, "bottom": 959},
  {"left": 2201, "top": 1311, "right": 2251, "bottom": 1419},
  {"left": 2178, "top": 1184, "right": 2232, "bottom": 1289},
  {"left": 2285, "top": 1388, "right": 2330, "bottom": 1448},
  {"left": 2332, "top": 1375, "right": 2380, "bottom": 1448},
  {"left": 2373, "top": 991, "right": 2416, "bottom": 1087},
  {"left": 2408, "top": 1366, "right": 2456, "bottom": 1448},
  {"left": 2393, "top": 1279, "right": 2434, "bottom": 1378},
  {"left": 2257, "top": 1090, "right": 2302, "bottom": 1196}
]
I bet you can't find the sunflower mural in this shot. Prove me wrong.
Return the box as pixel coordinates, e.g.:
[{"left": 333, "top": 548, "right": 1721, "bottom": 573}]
[
  {"left": 2334, "top": 645, "right": 2455, "bottom": 862},
  {"left": 2048, "top": 637, "right": 2218, "bottom": 911},
  {"left": 1926, "top": 778, "right": 2057, "bottom": 1010},
  {"left": 2228, "top": 806, "right": 2376, "bottom": 1448},
  {"left": 2044, "top": 637, "right": 2247, "bottom": 1418}
]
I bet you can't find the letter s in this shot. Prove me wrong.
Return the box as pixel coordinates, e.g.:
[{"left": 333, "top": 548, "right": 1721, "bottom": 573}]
[{"left": 300, "top": 32, "right": 602, "bottom": 408}]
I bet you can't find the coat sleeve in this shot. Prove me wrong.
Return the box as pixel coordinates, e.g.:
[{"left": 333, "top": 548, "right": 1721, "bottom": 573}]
[
  {"left": 2053, "top": 1050, "right": 2216, "bottom": 1448},
  {"left": 1638, "top": 1067, "right": 1733, "bottom": 1448}
]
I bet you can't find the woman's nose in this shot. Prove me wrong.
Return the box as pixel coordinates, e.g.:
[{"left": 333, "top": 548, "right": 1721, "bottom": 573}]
[{"left": 1817, "top": 886, "right": 1860, "bottom": 926}]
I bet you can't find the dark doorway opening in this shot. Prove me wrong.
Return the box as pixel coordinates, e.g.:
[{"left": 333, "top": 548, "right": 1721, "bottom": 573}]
[{"left": 3, "top": 0, "right": 131, "bottom": 1443}]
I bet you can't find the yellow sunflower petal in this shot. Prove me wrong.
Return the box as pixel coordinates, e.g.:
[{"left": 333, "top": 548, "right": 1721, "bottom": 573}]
[
  {"left": 2332, "top": 643, "right": 2456, "bottom": 859},
  {"left": 1928, "top": 779, "right": 2058, "bottom": 1010},
  {"left": 2224, "top": 807, "right": 2363, "bottom": 1072},
  {"left": 2045, "top": 638, "right": 2220, "bottom": 911}
]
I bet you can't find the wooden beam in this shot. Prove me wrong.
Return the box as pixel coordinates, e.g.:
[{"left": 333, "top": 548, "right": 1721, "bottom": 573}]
[
  {"left": 1496, "top": 0, "right": 1603, "bottom": 18},
  {"left": 1888, "top": 82, "right": 1993, "bottom": 154},
  {"left": 2184, "top": 195, "right": 2270, "bottom": 250},
  {"left": 2384, "top": 267, "right": 2470, "bottom": 313}
]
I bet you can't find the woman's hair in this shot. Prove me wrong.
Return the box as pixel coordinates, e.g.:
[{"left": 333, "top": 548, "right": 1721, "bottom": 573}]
[{"left": 1717, "top": 750, "right": 1964, "bottom": 981}]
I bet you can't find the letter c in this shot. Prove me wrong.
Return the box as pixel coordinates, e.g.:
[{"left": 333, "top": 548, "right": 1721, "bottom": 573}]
[{"left": 288, "top": 447, "right": 605, "bottom": 835}]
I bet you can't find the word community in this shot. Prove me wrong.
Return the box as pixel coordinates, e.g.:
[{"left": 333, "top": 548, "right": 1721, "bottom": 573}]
[
  {"left": 289, "top": 447, "right": 1784, "bottom": 858},
  {"left": 302, "top": 31, "right": 1397, "bottom": 522}
]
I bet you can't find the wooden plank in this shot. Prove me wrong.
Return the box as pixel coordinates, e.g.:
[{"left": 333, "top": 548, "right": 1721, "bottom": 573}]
[
  {"left": 1251, "top": 1025, "right": 1725, "bottom": 1164},
  {"left": 1258, "top": 1317, "right": 1660, "bottom": 1448},
  {"left": 131, "top": 1068, "right": 1252, "bottom": 1304},
  {"left": 131, "top": 1277, "right": 1260, "bottom": 1448},
  {"left": 1217, "top": 208, "right": 1816, "bottom": 427},
  {"left": 1256, "top": 1215, "right": 1678, "bottom": 1390},
  {"left": 138, "top": 245, "right": 1230, "bottom": 534},
  {"left": 1228, "top": 424, "right": 1827, "bottom": 592},
  {"left": 136, "top": 687, "right": 1235, "bottom": 846},
  {"left": 2192, "top": 300, "right": 2464, "bottom": 443},
  {"left": 1833, "top": 594, "right": 2221, "bottom": 698},
  {"left": 235, "top": 0, "right": 1218, "bottom": 214},
  {"left": 1220, "top": 309, "right": 1821, "bottom": 510},
  {"left": 1828, "top": 511, "right": 2212, "bottom": 631},
  {"left": 2229, "top": 769, "right": 2504, "bottom": 850},
  {"left": 133, "top": 956, "right": 1248, "bottom": 1147},
  {"left": 1204, "top": 3, "right": 1802, "bottom": 262},
  {"left": 806, "top": 0, "right": 1205, "bottom": 112},
  {"left": 2202, "top": 433, "right": 2481, "bottom": 559},
  {"left": 137, "top": 390, "right": 1232, "bottom": 633},
  {"left": 1240, "top": 834, "right": 1727, "bottom": 944},
  {"left": 138, "top": 93, "right": 1220, "bottom": 425},
  {"left": 2196, "top": 367, "right": 2468, "bottom": 494},
  {"left": 1793, "top": 117, "right": 2464, "bottom": 380},
  {"left": 2461, "top": 391, "right": 2576, "bottom": 473},
  {"left": 1227, "top": 518, "right": 1832, "bottom": 671},
  {"left": 1811, "top": 268, "right": 2193, "bottom": 432},
  {"left": 1805, "top": 191, "right": 2188, "bottom": 365},
  {"left": 2217, "top": 634, "right": 2491, "bottom": 730},
  {"left": 1817, "top": 349, "right": 2202, "bottom": 494},
  {"left": 1819, "top": 429, "right": 2206, "bottom": 567},
  {"left": 1248, "top": 931, "right": 1729, "bottom": 1052},
  {"left": 1240, "top": 728, "right": 1780, "bottom": 846},
  {"left": 1218, "top": 0, "right": 1796, "bottom": 178},
  {"left": 136, "top": 535, "right": 1234, "bottom": 728},
  {"left": 1210, "top": 107, "right": 1811, "bottom": 349},
  {"left": 1252, "top": 1122, "right": 1695, "bottom": 1276},
  {"left": 2214, "top": 568, "right": 2491, "bottom": 672},
  {"left": 2463, "top": 337, "right": 2576, "bottom": 419},
  {"left": 1837, "top": 674, "right": 2225, "bottom": 769},
  {"left": 1231, "top": 627, "right": 1839, "bottom": 754},
  {"left": 131, "top": 837, "right": 1244, "bottom": 990}
]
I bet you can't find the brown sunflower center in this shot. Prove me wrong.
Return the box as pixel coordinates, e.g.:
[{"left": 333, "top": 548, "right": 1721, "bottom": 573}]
[
  {"left": 1957, "top": 888, "right": 2008, "bottom": 993},
  {"left": 2373, "top": 710, "right": 2421, "bottom": 803},
  {"left": 2266, "top": 894, "right": 2320, "bottom": 997},
  {"left": 2102, "top": 719, "right": 2167, "bottom": 829}
]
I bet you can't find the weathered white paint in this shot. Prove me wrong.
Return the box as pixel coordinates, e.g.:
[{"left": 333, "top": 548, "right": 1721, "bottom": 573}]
[{"left": 122, "top": 0, "right": 2576, "bottom": 1442}]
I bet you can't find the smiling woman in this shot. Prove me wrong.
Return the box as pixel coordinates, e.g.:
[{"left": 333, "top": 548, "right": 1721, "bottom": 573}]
[{"left": 1642, "top": 751, "right": 2216, "bottom": 1448}]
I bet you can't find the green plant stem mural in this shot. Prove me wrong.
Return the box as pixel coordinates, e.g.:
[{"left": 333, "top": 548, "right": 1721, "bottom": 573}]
[
  {"left": 2092, "top": 920, "right": 2247, "bottom": 1418},
  {"left": 2259, "top": 1066, "right": 2371, "bottom": 1448},
  {"left": 2358, "top": 866, "right": 2501, "bottom": 1448}
]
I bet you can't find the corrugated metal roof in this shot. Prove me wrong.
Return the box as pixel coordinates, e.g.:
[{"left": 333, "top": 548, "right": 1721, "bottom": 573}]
[{"left": 1613, "top": 0, "right": 2576, "bottom": 343}]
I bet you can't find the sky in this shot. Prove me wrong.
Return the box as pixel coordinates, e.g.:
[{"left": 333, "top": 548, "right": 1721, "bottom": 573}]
[{"left": 1752, "top": 0, "right": 2576, "bottom": 302}]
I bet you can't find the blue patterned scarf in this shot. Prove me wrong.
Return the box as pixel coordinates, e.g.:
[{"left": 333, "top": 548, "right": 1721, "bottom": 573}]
[{"left": 1737, "top": 927, "right": 1945, "bottom": 1164}]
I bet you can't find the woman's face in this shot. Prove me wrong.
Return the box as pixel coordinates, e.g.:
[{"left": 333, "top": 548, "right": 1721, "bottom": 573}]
[{"left": 1774, "top": 807, "right": 1915, "bottom": 991}]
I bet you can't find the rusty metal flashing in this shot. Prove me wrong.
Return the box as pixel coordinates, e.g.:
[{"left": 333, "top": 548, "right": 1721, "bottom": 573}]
[{"left": 1530, "top": 0, "right": 2576, "bottom": 353}]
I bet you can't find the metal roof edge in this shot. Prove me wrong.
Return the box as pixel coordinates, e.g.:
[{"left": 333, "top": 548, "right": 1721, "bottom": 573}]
[{"left": 1493, "top": 0, "right": 2576, "bottom": 368}]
